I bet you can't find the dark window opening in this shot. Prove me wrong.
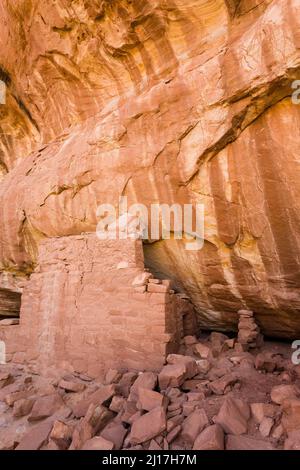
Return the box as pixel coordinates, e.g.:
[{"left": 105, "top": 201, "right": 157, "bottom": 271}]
[{"left": 0, "top": 287, "right": 21, "bottom": 324}]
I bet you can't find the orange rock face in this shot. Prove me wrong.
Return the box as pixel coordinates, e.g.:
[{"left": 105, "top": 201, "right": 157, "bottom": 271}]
[{"left": 0, "top": 1, "right": 299, "bottom": 336}]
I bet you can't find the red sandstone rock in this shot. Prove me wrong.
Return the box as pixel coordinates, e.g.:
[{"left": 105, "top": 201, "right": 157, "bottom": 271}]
[
  {"left": 224, "top": 339, "right": 235, "bottom": 349},
  {"left": 209, "top": 374, "right": 238, "bottom": 395},
  {"left": 281, "top": 399, "right": 300, "bottom": 433},
  {"left": 148, "top": 439, "right": 162, "bottom": 450},
  {"left": 104, "top": 369, "right": 122, "bottom": 385},
  {"left": 129, "top": 407, "right": 166, "bottom": 445},
  {"left": 167, "top": 355, "right": 198, "bottom": 379},
  {"left": 82, "top": 436, "right": 114, "bottom": 451},
  {"left": 272, "top": 423, "right": 284, "bottom": 439},
  {"left": 259, "top": 417, "right": 274, "bottom": 438},
  {"left": 117, "top": 372, "right": 138, "bottom": 398},
  {"left": 196, "top": 360, "right": 211, "bottom": 375},
  {"left": 147, "top": 284, "right": 169, "bottom": 294},
  {"left": 70, "top": 403, "right": 113, "bottom": 450},
  {"left": 100, "top": 422, "right": 127, "bottom": 450},
  {"left": 70, "top": 421, "right": 93, "bottom": 451},
  {"left": 0, "top": 0, "right": 299, "bottom": 349},
  {"left": 59, "top": 379, "right": 85, "bottom": 393},
  {"left": 72, "top": 385, "right": 116, "bottom": 418},
  {"left": 181, "top": 409, "right": 209, "bottom": 445},
  {"left": 210, "top": 332, "right": 229, "bottom": 347},
  {"left": 255, "top": 353, "right": 277, "bottom": 373},
  {"left": 193, "top": 343, "right": 210, "bottom": 359},
  {"left": 166, "top": 388, "right": 182, "bottom": 400},
  {"left": 215, "top": 398, "right": 250, "bottom": 435},
  {"left": 168, "top": 401, "right": 182, "bottom": 412},
  {"left": 29, "top": 394, "right": 64, "bottom": 421},
  {"left": 128, "top": 372, "right": 157, "bottom": 402},
  {"left": 1, "top": 336, "right": 298, "bottom": 452},
  {"left": 187, "top": 391, "right": 205, "bottom": 402},
  {"left": 127, "top": 411, "right": 143, "bottom": 425},
  {"left": 250, "top": 403, "right": 277, "bottom": 424},
  {"left": 158, "top": 364, "right": 187, "bottom": 390},
  {"left": 88, "top": 405, "right": 114, "bottom": 435},
  {"left": 49, "top": 420, "right": 73, "bottom": 450},
  {"left": 182, "top": 402, "right": 199, "bottom": 417},
  {"left": 193, "top": 424, "right": 224, "bottom": 450},
  {"left": 183, "top": 336, "right": 198, "bottom": 346},
  {"left": 168, "top": 415, "right": 184, "bottom": 429},
  {"left": 167, "top": 408, "right": 183, "bottom": 419},
  {"left": 284, "top": 431, "right": 300, "bottom": 450},
  {"left": 5, "top": 389, "right": 33, "bottom": 407},
  {"left": 270, "top": 384, "right": 298, "bottom": 404},
  {"left": 16, "top": 421, "right": 53, "bottom": 450},
  {"left": 182, "top": 379, "right": 204, "bottom": 392},
  {"left": 0, "top": 372, "right": 14, "bottom": 389},
  {"left": 166, "top": 425, "right": 181, "bottom": 444},
  {"left": 109, "top": 395, "right": 125, "bottom": 413},
  {"left": 44, "top": 440, "right": 60, "bottom": 451},
  {"left": 136, "top": 388, "right": 168, "bottom": 412},
  {"left": 13, "top": 397, "right": 35, "bottom": 417},
  {"left": 132, "top": 272, "right": 152, "bottom": 288},
  {"left": 148, "top": 279, "right": 161, "bottom": 284},
  {"left": 0, "top": 382, "right": 24, "bottom": 402},
  {"left": 226, "top": 435, "right": 274, "bottom": 450},
  {"left": 120, "top": 401, "right": 139, "bottom": 425}
]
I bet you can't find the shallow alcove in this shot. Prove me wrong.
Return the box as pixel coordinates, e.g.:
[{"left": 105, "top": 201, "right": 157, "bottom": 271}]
[{"left": 0, "top": 287, "right": 21, "bottom": 322}]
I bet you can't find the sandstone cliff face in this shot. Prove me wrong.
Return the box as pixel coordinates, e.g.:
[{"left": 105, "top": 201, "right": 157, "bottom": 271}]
[{"left": 0, "top": 0, "right": 299, "bottom": 336}]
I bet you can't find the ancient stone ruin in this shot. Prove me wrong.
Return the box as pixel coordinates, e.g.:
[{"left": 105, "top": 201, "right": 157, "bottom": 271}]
[
  {"left": 1, "top": 234, "right": 197, "bottom": 376},
  {"left": 0, "top": 0, "right": 300, "bottom": 453}
]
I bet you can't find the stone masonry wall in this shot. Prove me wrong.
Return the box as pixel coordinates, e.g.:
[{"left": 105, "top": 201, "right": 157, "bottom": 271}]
[{"left": 0, "top": 234, "right": 197, "bottom": 377}]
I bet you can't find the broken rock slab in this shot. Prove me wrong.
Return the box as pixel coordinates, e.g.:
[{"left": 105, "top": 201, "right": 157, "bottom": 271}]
[
  {"left": 226, "top": 435, "right": 274, "bottom": 450},
  {"left": 193, "top": 343, "right": 210, "bottom": 359},
  {"left": 250, "top": 403, "right": 277, "bottom": 424},
  {"left": 58, "top": 379, "right": 85, "bottom": 393},
  {"left": 129, "top": 406, "right": 166, "bottom": 445},
  {"left": 82, "top": 436, "right": 114, "bottom": 450},
  {"left": 166, "top": 355, "right": 198, "bottom": 379},
  {"left": 128, "top": 372, "right": 157, "bottom": 402},
  {"left": 215, "top": 397, "right": 250, "bottom": 435},
  {"left": 49, "top": 420, "right": 74, "bottom": 450},
  {"left": 100, "top": 422, "right": 128, "bottom": 450},
  {"left": 193, "top": 424, "right": 224, "bottom": 450},
  {"left": 158, "top": 364, "right": 187, "bottom": 390},
  {"left": 13, "top": 397, "right": 35, "bottom": 418},
  {"left": 259, "top": 417, "right": 274, "bottom": 438},
  {"left": 136, "top": 388, "right": 169, "bottom": 412},
  {"left": 181, "top": 409, "right": 209, "bottom": 445},
  {"left": 72, "top": 384, "right": 116, "bottom": 418},
  {"left": 281, "top": 399, "right": 300, "bottom": 433},
  {"left": 16, "top": 420, "right": 54, "bottom": 450},
  {"left": 284, "top": 431, "right": 300, "bottom": 450},
  {"left": 270, "top": 384, "right": 299, "bottom": 405},
  {"left": 28, "top": 394, "right": 65, "bottom": 422},
  {"left": 0, "top": 372, "right": 15, "bottom": 389},
  {"left": 209, "top": 374, "right": 239, "bottom": 396}
]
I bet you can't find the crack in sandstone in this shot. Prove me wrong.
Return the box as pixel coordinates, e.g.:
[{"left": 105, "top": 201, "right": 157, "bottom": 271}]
[{"left": 183, "top": 69, "right": 300, "bottom": 185}]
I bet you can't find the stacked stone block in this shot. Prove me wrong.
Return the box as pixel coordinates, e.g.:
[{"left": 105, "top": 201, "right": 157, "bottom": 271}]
[{"left": 237, "top": 310, "right": 263, "bottom": 350}]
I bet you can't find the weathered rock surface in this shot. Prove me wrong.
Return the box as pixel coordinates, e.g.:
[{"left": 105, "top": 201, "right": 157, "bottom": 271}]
[{"left": 0, "top": 0, "right": 299, "bottom": 335}]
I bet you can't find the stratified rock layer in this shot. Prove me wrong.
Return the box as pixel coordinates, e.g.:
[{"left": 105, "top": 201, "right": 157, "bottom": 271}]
[{"left": 0, "top": 1, "right": 299, "bottom": 335}]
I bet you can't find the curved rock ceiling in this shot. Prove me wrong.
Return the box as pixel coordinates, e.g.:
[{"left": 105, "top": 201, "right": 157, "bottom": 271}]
[{"left": 0, "top": 0, "right": 299, "bottom": 336}]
